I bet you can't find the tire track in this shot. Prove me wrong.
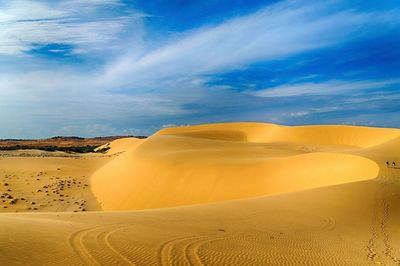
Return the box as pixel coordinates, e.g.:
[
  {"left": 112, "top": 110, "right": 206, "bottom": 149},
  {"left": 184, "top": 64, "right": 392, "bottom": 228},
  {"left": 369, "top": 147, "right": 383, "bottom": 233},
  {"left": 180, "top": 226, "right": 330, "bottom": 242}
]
[
  {"left": 69, "top": 223, "right": 136, "bottom": 266},
  {"left": 69, "top": 225, "right": 105, "bottom": 266},
  {"left": 158, "top": 235, "right": 202, "bottom": 265},
  {"left": 185, "top": 234, "right": 239, "bottom": 266},
  {"left": 99, "top": 225, "right": 136, "bottom": 265},
  {"left": 158, "top": 234, "right": 231, "bottom": 266}
]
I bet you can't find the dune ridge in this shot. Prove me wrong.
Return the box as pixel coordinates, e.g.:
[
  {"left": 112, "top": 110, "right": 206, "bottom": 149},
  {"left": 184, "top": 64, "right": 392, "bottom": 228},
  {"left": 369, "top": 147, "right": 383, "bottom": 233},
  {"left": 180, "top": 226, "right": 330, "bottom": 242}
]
[
  {"left": 92, "top": 122, "right": 396, "bottom": 211},
  {"left": 94, "top": 137, "right": 144, "bottom": 155},
  {"left": 156, "top": 122, "right": 400, "bottom": 147}
]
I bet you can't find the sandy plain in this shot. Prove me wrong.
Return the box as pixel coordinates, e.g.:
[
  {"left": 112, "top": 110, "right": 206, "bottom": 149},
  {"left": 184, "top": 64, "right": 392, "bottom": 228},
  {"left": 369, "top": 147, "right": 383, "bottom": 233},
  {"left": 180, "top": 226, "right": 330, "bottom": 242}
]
[{"left": 0, "top": 122, "right": 399, "bottom": 265}]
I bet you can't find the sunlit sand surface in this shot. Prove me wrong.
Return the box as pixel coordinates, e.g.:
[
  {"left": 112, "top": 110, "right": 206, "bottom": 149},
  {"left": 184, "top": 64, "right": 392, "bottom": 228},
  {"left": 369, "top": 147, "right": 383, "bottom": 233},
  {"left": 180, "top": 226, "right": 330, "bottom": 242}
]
[
  {"left": 92, "top": 123, "right": 384, "bottom": 210},
  {"left": 1, "top": 123, "right": 399, "bottom": 265}
]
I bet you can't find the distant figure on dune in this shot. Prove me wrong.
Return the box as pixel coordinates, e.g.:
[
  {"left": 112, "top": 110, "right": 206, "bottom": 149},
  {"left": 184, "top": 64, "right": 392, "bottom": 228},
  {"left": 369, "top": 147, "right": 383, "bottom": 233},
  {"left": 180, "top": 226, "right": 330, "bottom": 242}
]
[
  {"left": 392, "top": 161, "right": 397, "bottom": 168},
  {"left": 386, "top": 161, "right": 390, "bottom": 168}
]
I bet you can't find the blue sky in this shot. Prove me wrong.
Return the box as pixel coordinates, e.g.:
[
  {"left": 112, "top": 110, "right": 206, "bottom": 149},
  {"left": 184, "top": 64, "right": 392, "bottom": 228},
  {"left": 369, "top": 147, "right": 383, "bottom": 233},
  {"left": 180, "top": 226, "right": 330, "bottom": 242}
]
[{"left": 0, "top": 0, "right": 399, "bottom": 138}]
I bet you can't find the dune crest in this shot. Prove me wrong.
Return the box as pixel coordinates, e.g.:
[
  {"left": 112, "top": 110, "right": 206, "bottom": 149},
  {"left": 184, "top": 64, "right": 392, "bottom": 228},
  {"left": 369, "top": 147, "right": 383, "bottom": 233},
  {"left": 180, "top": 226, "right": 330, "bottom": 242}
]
[
  {"left": 94, "top": 137, "right": 144, "bottom": 155},
  {"left": 91, "top": 123, "right": 391, "bottom": 211},
  {"left": 156, "top": 122, "right": 400, "bottom": 148}
]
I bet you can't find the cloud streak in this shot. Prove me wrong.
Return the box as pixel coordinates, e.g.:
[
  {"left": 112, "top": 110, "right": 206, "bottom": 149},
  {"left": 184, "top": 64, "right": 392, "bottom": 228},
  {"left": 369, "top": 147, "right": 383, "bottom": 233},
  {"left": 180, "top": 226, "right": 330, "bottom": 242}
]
[
  {"left": 103, "top": 1, "right": 397, "bottom": 88},
  {"left": 0, "top": 0, "right": 141, "bottom": 55},
  {"left": 250, "top": 79, "right": 400, "bottom": 97}
]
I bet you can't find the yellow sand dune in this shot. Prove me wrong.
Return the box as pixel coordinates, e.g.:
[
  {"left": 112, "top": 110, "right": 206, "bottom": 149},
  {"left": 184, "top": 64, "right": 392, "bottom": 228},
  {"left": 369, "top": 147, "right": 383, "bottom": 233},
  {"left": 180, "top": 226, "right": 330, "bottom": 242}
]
[
  {"left": 157, "top": 122, "right": 400, "bottom": 147},
  {"left": 94, "top": 137, "right": 144, "bottom": 155},
  {"left": 91, "top": 123, "right": 396, "bottom": 210},
  {"left": 1, "top": 122, "right": 400, "bottom": 265}
]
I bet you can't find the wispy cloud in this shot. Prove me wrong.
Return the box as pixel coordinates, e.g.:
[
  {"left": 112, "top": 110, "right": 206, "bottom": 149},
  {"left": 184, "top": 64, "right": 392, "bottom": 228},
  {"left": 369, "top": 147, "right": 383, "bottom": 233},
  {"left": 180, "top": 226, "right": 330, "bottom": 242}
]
[
  {"left": 102, "top": 1, "right": 398, "bottom": 88},
  {"left": 0, "top": 0, "right": 142, "bottom": 55},
  {"left": 250, "top": 79, "right": 400, "bottom": 97}
]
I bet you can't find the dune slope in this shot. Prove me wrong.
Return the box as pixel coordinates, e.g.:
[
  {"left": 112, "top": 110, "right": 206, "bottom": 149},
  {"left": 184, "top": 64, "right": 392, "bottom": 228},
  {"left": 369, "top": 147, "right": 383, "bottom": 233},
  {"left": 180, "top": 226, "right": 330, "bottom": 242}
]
[
  {"left": 94, "top": 137, "right": 144, "bottom": 155},
  {"left": 91, "top": 123, "right": 396, "bottom": 211}
]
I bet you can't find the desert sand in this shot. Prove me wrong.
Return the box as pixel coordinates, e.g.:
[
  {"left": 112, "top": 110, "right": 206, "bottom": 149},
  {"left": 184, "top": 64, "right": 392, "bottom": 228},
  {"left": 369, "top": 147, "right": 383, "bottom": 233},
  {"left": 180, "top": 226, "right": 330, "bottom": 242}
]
[{"left": 0, "top": 123, "right": 399, "bottom": 265}]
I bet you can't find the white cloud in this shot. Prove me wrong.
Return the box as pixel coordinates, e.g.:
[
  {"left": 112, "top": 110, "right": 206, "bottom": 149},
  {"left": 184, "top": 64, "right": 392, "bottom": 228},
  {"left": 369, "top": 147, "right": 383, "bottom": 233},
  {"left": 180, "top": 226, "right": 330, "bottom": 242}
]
[
  {"left": 0, "top": 68, "right": 190, "bottom": 134},
  {"left": 289, "top": 111, "right": 309, "bottom": 117},
  {"left": 57, "top": 124, "right": 146, "bottom": 137},
  {"left": 161, "top": 124, "right": 177, "bottom": 128},
  {"left": 101, "top": 1, "right": 396, "bottom": 88},
  {"left": 283, "top": 106, "right": 339, "bottom": 118},
  {"left": 0, "top": 0, "right": 142, "bottom": 55},
  {"left": 250, "top": 79, "right": 400, "bottom": 97}
]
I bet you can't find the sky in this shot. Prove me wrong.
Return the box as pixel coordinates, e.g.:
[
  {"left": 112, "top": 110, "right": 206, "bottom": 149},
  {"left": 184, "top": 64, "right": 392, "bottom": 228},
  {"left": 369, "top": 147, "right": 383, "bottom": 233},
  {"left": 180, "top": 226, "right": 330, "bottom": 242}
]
[{"left": 0, "top": 0, "right": 399, "bottom": 138}]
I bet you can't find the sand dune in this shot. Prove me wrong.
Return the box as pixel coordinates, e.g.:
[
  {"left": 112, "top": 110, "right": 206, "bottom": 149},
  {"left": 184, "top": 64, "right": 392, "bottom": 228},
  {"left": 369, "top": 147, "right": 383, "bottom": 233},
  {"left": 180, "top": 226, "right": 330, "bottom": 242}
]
[
  {"left": 92, "top": 123, "right": 392, "bottom": 210},
  {"left": 95, "top": 137, "right": 144, "bottom": 155},
  {"left": 156, "top": 122, "right": 400, "bottom": 147},
  {"left": 1, "top": 122, "right": 400, "bottom": 265}
]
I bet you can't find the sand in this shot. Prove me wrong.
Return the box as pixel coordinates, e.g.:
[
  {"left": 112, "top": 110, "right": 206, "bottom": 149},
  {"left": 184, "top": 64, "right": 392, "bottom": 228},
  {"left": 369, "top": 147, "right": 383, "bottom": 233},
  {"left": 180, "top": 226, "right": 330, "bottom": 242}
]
[
  {"left": 0, "top": 137, "right": 142, "bottom": 213},
  {"left": 0, "top": 122, "right": 399, "bottom": 265},
  {"left": 94, "top": 137, "right": 144, "bottom": 155},
  {"left": 92, "top": 123, "right": 385, "bottom": 210}
]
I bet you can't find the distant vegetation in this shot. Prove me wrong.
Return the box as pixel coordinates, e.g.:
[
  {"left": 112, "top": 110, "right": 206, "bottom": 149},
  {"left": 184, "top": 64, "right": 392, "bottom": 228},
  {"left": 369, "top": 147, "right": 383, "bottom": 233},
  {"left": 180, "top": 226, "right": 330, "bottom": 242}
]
[
  {"left": 0, "top": 145, "right": 99, "bottom": 153},
  {"left": 0, "top": 135, "right": 147, "bottom": 153}
]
